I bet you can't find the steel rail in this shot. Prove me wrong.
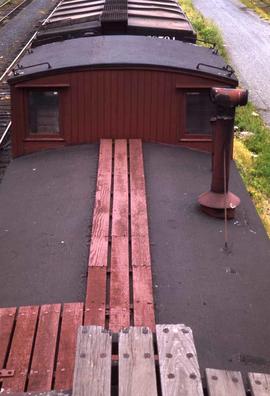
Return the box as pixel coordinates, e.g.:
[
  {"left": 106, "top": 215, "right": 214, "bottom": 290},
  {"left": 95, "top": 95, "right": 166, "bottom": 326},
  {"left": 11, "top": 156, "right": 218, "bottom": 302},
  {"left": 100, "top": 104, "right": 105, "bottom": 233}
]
[
  {"left": 0, "top": 0, "right": 11, "bottom": 10},
  {"left": 0, "top": 0, "right": 28, "bottom": 24},
  {"left": 0, "top": 0, "right": 64, "bottom": 148},
  {"left": 0, "top": 0, "right": 64, "bottom": 82}
]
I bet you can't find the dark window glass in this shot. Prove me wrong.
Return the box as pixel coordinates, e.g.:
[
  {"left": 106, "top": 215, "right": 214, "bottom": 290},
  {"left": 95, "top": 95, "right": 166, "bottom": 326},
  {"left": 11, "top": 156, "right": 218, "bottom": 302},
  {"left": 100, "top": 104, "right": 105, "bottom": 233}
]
[
  {"left": 28, "top": 90, "right": 59, "bottom": 134},
  {"left": 186, "top": 91, "right": 216, "bottom": 135}
]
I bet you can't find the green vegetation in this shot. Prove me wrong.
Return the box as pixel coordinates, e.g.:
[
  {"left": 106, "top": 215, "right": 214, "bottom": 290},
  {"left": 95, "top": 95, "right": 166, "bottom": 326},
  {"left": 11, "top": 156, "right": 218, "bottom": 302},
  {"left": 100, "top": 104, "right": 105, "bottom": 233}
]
[
  {"left": 240, "top": 0, "right": 270, "bottom": 21},
  {"left": 181, "top": 0, "right": 270, "bottom": 236}
]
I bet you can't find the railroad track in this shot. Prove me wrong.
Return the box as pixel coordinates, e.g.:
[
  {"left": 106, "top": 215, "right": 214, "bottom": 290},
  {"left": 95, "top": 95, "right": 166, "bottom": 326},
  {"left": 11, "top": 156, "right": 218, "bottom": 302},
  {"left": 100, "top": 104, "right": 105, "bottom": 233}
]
[
  {"left": 0, "top": 0, "right": 30, "bottom": 25},
  {"left": 0, "top": 0, "right": 63, "bottom": 182}
]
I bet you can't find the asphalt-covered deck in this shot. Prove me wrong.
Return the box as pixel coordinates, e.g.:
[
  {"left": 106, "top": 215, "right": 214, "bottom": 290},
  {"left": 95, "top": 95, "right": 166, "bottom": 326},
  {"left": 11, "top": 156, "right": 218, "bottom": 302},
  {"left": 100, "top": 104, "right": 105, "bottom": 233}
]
[
  {"left": 0, "top": 144, "right": 98, "bottom": 306},
  {"left": 0, "top": 142, "right": 270, "bottom": 377}
]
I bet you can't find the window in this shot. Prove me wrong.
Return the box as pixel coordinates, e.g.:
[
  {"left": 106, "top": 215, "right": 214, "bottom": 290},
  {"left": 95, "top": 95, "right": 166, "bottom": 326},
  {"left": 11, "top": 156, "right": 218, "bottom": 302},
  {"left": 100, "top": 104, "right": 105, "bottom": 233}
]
[
  {"left": 28, "top": 90, "right": 59, "bottom": 135},
  {"left": 185, "top": 90, "right": 216, "bottom": 135}
]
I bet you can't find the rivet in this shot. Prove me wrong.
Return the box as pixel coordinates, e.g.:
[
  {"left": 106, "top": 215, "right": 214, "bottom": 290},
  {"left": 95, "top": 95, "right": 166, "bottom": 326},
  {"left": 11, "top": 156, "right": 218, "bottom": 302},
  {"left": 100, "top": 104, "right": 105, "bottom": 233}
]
[
  {"left": 190, "top": 373, "right": 197, "bottom": 380},
  {"left": 122, "top": 328, "right": 129, "bottom": 334},
  {"left": 144, "top": 353, "right": 151, "bottom": 359},
  {"left": 82, "top": 328, "right": 88, "bottom": 334},
  {"left": 142, "top": 328, "right": 148, "bottom": 334},
  {"left": 166, "top": 353, "right": 173, "bottom": 358},
  {"left": 80, "top": 353, "right": 86, "bottom": 358},
  {"left": 163, "top": 328, "right": 169, "bottom": 333},
  {"left": 168, "top": 373, "right": 175, "bottom": 379},
  {"left": 186, "top": 353, "right": 193, "bottom": 359},
  {"left": 123, "top": 353, "right": 129, "bottom": 359},
  {"left": 212, "top": 375, "right": 218, "bottom": 381},
  {"left": 182, "top": 328, "right": 189, "bottom": 334},
  {"left": 100, "top": 353, "right": 107, "bottom": 358},
  {"left": 232, "top": 377, "right": 238, "bottom": 383},
  {"left": 255, "top": 380, "right": 262, "bottom": 385}
]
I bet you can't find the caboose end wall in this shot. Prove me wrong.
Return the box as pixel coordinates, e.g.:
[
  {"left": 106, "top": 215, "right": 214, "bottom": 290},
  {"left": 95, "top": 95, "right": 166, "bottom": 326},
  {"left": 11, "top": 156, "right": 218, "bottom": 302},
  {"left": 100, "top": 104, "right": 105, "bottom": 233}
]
[{"left": 10, "top": 68, "right": 235, "bottom": 157}]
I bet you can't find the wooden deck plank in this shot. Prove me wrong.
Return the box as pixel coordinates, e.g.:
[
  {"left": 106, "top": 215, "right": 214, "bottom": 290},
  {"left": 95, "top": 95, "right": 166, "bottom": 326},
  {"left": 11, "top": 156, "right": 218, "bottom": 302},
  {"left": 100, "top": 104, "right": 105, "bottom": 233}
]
[
  {"left": 2, "top": 306, "right": 39, "bottom": 393},
  {"left": 0, "top": 307, "right": 17, "bottom": 368},
  {"left": 131, "top": 236, "right": 151, "bottom": 267},
  {"left": 129, "top": 139, "right": 155, "bottom": 330},
  {"left": 28, "top": 304, "right": 61, "bottom": 392},
  {"left": 156, "top": 324, "right": 203, "bottom": 396},
  {"left": 249, "top": 372, "right": 270, "bottom": 396},
  {"left": 88, "top": 236, "right": 109, "bottom": 267},
  {"left": 90, "top": 139, "right": 112, "bottom": 238},
  {"left": 111, "top": 139, "right": 128, "bottom": 237},
  {"left": 129, "top": 139, "right": 149, "bottom": 237},
  {"left": 84, "top": 267, "right": 107, "bottom": 326},
  {"left": 109, "top": 236, "right": 130, "bottom": 332},
  {"left": 119, "top": 327, "right": 157, "bottom": 396},
  {"left": 206, "top": 368, "right": 246, "bottom": 396},
  {"left": 109, "top": 139, "right": 130, "bottom": 332},
  {"left": 54, "top": 303, "right": 84, "bottom": 391},
  {"left": 133, "top": 267, "right": 155, "bottom": 331},
  {"left": 72, "top": 326, "right": 112, "bottom": 396},
  {"left": 85, "top": 139, "right": 112, "bottom": 324}
]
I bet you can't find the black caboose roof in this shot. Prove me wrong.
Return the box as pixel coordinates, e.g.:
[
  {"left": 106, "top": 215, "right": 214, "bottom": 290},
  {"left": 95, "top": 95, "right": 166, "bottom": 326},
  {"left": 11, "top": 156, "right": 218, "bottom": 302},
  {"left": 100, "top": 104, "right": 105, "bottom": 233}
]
[
  {"left": 33, "top": 0, "right": 196, "bottom": 46},
  {"left": 9, "top": 35, "right": 237, "bottom": 84}
]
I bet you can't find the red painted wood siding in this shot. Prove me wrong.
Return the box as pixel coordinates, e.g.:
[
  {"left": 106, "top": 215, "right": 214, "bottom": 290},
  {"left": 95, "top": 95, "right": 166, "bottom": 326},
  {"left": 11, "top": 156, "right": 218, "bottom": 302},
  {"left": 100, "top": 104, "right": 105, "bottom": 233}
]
[{"left": 11, "top": 68, "right": 233, "bottom": 156}]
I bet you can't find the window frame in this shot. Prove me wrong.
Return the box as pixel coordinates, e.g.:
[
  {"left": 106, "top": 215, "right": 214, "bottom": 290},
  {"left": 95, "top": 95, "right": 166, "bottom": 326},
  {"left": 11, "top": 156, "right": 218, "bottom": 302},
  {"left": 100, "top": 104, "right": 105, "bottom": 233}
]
[
  {"left": 22, "top": 85, "right": 69, "bottom": 142},
  {"left": 180, "top": 88, "right": 216, "bottom": 142}
]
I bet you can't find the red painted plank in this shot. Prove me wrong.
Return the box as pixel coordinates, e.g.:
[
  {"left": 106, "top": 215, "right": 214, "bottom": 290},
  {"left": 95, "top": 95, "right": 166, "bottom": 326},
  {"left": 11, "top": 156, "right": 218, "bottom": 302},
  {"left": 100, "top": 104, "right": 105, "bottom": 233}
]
[
  {"left": 90, "top": 139, "right": 112, "bottom": 238},
  {"left": 27, "top": 304, "right": 61, "bottom": 392},
  {"left": 111, "top": 139, "right": 128, "bottom": 237},
  {"left": 109, "top": 237, "right": 130, "bottom": 332},
  {"left": 131, "top": 236, "right": 151, "bottom": 267},
  {"left": 0, "top": 307, "right": 16, "bottom": 369},
  {"left": 85, "top": 139, "right": 112, "bottom": 324},
  {"left": 88, "top": 236, "right": 109, "bottom": 267},
  {"left": 129, "top": 139, "right": 149, "bottom": 236},
  {"left": 84, "top": 267, "right": 107, "bottom": 326},
  {"left": 129, "top": 139, "right": 155, "bottom": 329},
  {"left": 2, "top": 306, "right": 39, "bottom": 393},
  {"left": 54, "top": 303, "right": 84, "bottom": 391},
  {"left": 109, "top": 140, "right": 130, "bottom": 331},
  {"left": 133, "top": 266, "right": 155, "bottom": 331}
]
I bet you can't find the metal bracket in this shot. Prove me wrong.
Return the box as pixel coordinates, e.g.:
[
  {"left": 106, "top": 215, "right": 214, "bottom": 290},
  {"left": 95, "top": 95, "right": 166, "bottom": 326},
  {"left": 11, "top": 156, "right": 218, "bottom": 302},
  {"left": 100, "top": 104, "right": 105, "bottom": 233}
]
[{"left": 0, "top": 369, "right": 15, "bottom": 379}]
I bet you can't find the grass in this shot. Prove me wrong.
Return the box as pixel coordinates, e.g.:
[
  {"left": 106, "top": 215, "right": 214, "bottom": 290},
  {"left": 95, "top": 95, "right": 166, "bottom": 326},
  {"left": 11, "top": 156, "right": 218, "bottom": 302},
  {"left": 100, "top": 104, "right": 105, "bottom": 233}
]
[
  {"left": 239, "top": 0, "right": 270, "bottom": 21},
  {"left": 181, "top": 0, "right": 270, "bottom": 236}
]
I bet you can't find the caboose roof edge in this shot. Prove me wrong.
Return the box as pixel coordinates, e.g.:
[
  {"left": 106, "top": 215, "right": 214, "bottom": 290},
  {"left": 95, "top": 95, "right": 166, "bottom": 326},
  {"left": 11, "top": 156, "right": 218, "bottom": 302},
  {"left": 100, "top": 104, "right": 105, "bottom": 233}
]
[{"left": 8, "top": 36, "right": 238, "bottom": 84}]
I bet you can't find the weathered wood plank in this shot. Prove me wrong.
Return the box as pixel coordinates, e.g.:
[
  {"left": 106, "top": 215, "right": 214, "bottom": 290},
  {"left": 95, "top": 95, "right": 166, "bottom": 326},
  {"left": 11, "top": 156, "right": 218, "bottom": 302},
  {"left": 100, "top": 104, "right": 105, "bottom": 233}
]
[
  {"left": 249, "top": 372, "right": 270, "bottom": 396},
  {"left": 84, "top": 267, "right": 107, "bottom": 326},
  {"left": 72, "top": 326, "right": 112, "bottom": 396},
  {"left": 2, "top": 306, "right": 39, "bottom": 392},
  {"left": 28, "top": 304, "right": 61, "bottom": 391},
  {"left": 133, "top": 266, "right": 155, "bottom": 331},
  {"left": 111, "top": 139, "right": 128, "bottom": 237},
  {"left": 131, "top": 236, "right": 151, "bottom": 267},
  {"left": 156, "top": 324, "right": 203, "bottom": 396},
  {"left": 54, "top": 303, "right": 84, "bottom": 391},
  {"left": 0, "top": 307, "right": 17, "bottom": 368},
  {"left": 90, "top": 139, "right": 112, "bottom": 238},
  {"left": 206, "top": 368, "right": 246, "bottom": 396},
  {"left": 129, "top": 139, "right": 155, "bottom": 330},
  {"left": 109, "top": 139, "right": 129, "bottom": 332},
  {"left": 85, "top": 140, "right": 112, "bottom": 324},
  {"left": 129, "top": 139, "right": 149, "bottom": 239},
  {"left": 109, "top": 236, "right": 130, "bottom": 332},
  {"left": 119, "top": 327, "right": 157, "bottom": 396},
  {"left": 88, "top": 236, "right": 109, "bottom": 267}
]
